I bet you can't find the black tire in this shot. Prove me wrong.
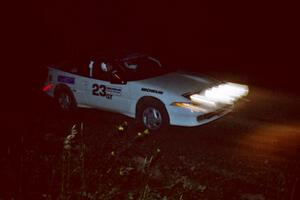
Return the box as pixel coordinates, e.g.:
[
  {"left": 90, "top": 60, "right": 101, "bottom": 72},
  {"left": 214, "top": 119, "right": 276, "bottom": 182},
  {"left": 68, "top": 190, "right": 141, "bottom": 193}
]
[
  {"left": 136, "top": 99, "right": 170, "bottom": 131},
  {"left": 55, "top": 88, "right": 77, "bottom": 112}
]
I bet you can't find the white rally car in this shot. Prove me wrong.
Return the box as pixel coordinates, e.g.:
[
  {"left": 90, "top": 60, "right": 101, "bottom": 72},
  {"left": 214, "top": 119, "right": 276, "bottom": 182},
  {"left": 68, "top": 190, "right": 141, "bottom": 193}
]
[{"left": 43, "top": 53, "right": 248, "bottom": 130}]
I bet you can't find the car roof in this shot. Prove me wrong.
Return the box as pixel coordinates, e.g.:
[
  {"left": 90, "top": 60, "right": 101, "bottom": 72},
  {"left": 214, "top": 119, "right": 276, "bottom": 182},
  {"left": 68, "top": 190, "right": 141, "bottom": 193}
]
[{"left": 91, "top": 50, "right": 147, "bottom": 61}]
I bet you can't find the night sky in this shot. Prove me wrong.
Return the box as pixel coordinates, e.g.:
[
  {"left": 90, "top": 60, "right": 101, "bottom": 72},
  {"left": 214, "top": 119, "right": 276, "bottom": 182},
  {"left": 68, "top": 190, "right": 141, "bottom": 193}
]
[{"left": 5, "top": 0, "right": 299, "bottom": 103}]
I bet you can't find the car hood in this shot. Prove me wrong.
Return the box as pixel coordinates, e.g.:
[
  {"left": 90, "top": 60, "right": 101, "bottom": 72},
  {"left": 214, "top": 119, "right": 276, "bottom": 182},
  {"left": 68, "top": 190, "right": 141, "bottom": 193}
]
[{"left": 139, "top": 72, "right": 219, "bottom": 95}]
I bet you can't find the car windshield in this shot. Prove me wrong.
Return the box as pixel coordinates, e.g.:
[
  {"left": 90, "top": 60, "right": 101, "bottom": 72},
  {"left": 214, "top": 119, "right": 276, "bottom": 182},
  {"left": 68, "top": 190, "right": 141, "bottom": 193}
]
[{"left": 117, "top": 56, "right": 169, "bottom": 81}]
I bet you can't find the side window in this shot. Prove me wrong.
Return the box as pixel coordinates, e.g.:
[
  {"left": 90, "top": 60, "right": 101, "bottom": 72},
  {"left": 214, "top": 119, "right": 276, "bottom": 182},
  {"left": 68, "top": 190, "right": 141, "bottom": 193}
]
[
  {"left": 76, "top": 60, "right": 90, "bottom": 77},
  {"left": 121, "top": 57, "right": 162, "bottom": 81},
  {"left": 59, "top": 60, "right": 76, "bottom": 73},
  {"left": 128, "top": 58, "right": 153, "bottom": 76},
  {"left": 92, "top": 61, "right": 112, "bottom": 81},
  {"left": 58, "top": 59, "right": 90, "bottom": 77}
]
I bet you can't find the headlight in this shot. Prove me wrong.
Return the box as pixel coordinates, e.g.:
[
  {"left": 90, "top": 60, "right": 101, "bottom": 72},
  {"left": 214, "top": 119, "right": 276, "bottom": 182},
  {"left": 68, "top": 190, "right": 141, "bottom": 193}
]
[
  {"left": 190, "top": 94, "right": 217, "bottom": 107},
  {"left": 190, "top": 82, "right": 249, "bottom": 105}
]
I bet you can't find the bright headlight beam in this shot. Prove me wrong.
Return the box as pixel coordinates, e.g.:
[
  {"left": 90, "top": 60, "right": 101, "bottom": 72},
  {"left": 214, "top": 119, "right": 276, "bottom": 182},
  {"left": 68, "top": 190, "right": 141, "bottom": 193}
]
[
  {"left": 190, "top": 94, "right": 217, "bottom": 107},
  {"left": 204, "top": 88, "right": 235, "bottom": 104},
  {"left": 219, "top": 83, "right": 249, "bottom": 98},
  {"left": 190, "top": 82, "right": 249, "bottom": 106}
]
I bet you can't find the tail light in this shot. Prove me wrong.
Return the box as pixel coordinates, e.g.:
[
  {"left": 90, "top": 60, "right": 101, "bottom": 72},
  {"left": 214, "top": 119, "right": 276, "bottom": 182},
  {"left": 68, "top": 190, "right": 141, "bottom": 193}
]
[{"left": 43, "top": 83, "right": 54, "bottom": 92}]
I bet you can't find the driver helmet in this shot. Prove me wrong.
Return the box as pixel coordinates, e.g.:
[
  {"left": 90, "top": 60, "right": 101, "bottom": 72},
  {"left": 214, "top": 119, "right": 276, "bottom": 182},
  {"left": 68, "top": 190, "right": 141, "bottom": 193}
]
[{"left": 101, "top": 62, "right": 109, "bottom": 72}]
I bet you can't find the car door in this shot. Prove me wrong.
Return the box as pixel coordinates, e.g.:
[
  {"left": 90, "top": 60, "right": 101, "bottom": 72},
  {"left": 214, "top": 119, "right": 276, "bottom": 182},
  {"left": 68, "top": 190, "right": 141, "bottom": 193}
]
[
  {"left": 103, "top": 79, "right": 132, "bottom": 115},
  {"left": 85, "top": 61, "right": 132, "bottom": 115},
  {"left": 70, "top": 59, "right": 92, "bottom": 107}
]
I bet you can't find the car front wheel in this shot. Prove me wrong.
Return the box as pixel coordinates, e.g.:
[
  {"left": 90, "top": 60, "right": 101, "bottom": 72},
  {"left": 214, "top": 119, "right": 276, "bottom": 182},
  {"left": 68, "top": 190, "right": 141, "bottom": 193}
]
[{"left": 137, "top": 100, "right": 169, "bottom": 131}]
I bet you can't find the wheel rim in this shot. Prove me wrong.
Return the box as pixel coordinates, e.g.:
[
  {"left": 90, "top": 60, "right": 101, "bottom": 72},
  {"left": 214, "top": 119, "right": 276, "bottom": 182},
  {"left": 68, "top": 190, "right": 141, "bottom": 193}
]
[
  {"left": 142, "top": 107, "right": 162, "bottom": 130},
  {"left": 58, "top": 93, "right": 71, "bottom": 110}
]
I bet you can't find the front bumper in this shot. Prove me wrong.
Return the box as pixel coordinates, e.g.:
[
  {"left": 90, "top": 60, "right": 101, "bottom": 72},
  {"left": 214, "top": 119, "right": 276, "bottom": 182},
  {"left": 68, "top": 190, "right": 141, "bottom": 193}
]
[{"left": 166, "top": 104, "right": 232, "bottom": 127}]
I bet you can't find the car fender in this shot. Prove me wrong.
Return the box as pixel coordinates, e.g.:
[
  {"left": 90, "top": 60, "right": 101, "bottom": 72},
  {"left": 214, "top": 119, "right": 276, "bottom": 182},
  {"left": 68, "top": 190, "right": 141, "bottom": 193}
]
[{"left": 135, "top": 96, "right": 169, "bottom": 119}]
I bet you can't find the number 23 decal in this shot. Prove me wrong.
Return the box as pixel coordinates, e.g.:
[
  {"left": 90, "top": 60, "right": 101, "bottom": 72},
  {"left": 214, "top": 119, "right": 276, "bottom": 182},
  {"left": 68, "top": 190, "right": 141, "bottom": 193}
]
[{"left": 92, "top": 84, "right": 106, "bottom": 96}]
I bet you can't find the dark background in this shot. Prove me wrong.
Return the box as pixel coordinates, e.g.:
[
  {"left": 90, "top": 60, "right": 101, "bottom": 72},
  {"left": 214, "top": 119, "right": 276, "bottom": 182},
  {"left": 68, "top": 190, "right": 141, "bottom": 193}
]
[
  {"left": 4, "top": 0, "right": 299, "bottom": 107},
  {"left": 2, "top": 2, "right": 300, "bottom": 198}
]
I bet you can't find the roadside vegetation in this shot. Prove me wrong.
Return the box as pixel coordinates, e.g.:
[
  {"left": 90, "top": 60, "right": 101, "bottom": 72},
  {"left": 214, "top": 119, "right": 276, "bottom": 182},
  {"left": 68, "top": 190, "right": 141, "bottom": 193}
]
[
  {"left": 51, "top": 121, "right": 211, "bottom": 200},
  {"left": 2, "top": 103, "right": 299, "bottom": 200}
]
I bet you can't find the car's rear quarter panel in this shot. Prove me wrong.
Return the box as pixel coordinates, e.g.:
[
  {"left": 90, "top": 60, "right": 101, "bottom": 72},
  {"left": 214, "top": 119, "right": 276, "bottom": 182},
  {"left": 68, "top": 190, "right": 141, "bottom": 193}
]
[{"left": 46, "top": 67, "right": 87, "bottom": 106}]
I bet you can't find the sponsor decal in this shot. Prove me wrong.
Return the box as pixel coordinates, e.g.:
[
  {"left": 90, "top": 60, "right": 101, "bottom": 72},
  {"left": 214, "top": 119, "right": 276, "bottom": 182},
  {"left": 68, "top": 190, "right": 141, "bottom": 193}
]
[
  {"left": 106, "top": 86, "right": 122, "bottom": 96},
  {"left": 57, "top": 75, "right": 75, "bottom": 84},
  {"left": 141, "top": 88, "right": 163, "bottom": 94},
  {"left": 92, "top": 84, "right": 122, "bottom": 99}
]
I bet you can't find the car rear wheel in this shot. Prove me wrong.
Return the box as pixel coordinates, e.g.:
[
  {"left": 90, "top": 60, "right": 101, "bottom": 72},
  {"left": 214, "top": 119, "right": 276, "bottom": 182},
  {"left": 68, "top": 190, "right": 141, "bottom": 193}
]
[
  {"left": 55, "top": 89, "right": 77, "bottom": 111},
  {"left": 137, "top": 99, "right": 169, "bottom": 131}
]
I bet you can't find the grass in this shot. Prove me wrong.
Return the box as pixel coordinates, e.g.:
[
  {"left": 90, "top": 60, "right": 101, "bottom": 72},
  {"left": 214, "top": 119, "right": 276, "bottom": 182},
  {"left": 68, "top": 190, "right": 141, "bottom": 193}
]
[
  {"left": 30, "top": 121, "right": 207, "bottom": 200},
  {"left": 3, "top": 115, "right": 297, "bottom": 200}
]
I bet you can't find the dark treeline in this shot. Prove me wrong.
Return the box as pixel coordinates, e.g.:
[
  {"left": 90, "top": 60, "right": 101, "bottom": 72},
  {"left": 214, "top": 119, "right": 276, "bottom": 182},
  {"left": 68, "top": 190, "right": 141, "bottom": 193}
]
[{"left": 6, "top": 0, "right": 299, "bottom": 94}]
